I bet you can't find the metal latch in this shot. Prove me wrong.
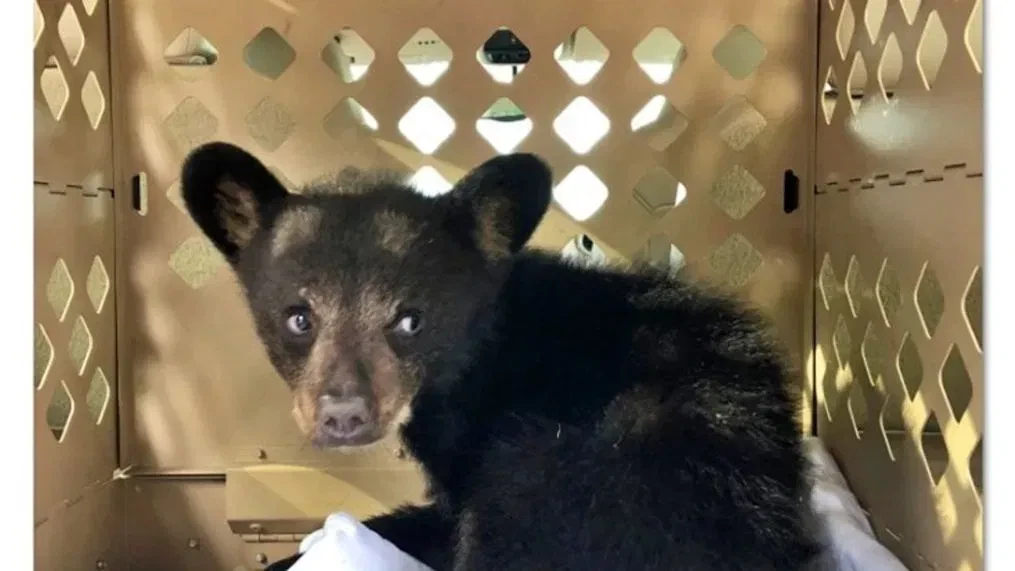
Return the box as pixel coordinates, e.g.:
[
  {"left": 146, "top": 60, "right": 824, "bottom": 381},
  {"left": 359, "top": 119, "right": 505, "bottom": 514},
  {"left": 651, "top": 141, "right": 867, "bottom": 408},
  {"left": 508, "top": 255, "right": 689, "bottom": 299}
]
[{"left": 239, "top": 524, "right": 306, "bottom": 544}]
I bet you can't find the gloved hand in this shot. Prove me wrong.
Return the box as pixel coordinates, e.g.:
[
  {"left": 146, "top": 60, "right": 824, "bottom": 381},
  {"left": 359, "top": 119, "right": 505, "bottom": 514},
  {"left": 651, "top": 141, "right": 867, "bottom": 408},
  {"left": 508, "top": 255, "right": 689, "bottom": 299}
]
[
  {"left": 287, "top": 512, "right": 433, "bottom": 571},
  {"left": 804, "top": 437, "right": 910, "bottom": 571}
]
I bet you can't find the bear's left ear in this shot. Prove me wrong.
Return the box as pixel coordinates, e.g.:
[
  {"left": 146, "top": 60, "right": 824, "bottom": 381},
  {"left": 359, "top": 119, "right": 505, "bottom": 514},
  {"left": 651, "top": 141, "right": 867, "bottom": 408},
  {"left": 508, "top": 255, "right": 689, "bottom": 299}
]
[
  {"left": 180, "top": 141, "right": 290, "bottom": 263},
  {"left": 445, "top": 153, "right": 553, "bottom": 261}
]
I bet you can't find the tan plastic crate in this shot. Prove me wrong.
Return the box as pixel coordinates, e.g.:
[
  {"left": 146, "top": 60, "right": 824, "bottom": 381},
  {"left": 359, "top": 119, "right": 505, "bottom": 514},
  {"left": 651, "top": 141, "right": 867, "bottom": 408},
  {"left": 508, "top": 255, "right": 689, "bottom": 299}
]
[{"left": 33, "top": 0, "right": 983, "bottom": 569}]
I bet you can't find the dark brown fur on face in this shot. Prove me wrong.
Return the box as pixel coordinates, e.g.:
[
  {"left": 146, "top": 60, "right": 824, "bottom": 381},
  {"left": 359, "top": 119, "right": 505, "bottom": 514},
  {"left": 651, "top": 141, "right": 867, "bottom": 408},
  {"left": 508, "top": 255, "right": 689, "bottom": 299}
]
[
  {"left": 180, "top": 143, "right": 551, "bottom": 448},
  {"left": 243, "top": 197, "right": 505, "bottom": 448},
  {"left": 282, "top": 282, "right": 408, "bottom": 444}
]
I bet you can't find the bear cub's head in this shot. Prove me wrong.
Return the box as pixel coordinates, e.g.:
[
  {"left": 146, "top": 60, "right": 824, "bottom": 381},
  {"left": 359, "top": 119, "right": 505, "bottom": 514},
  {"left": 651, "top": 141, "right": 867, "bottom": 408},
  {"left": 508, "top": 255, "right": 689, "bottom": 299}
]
[{"left": 181, "top": 142, "right": 552, "bottom": 449}]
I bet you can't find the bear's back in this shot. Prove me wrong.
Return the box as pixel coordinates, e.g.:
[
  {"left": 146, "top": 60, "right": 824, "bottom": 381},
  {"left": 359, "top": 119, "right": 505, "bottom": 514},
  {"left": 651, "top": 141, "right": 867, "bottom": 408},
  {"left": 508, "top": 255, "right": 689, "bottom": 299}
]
[{"left": 423, "top": 253, "right": 824, "bottom": 569}]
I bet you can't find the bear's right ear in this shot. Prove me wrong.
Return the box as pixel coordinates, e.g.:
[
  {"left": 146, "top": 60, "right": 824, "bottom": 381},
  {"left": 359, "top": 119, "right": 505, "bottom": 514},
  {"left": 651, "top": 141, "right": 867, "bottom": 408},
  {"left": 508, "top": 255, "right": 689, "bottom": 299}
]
[{"left": 180, "top": 142, "right": 290, "bottom": 262}]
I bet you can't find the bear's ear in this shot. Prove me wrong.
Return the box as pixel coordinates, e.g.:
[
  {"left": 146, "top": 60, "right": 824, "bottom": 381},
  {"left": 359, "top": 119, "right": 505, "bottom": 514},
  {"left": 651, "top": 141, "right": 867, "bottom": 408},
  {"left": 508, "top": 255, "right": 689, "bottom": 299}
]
[
  {"left": 446, "top": 153, "right": 553, "bottom": 261},
  {"left": 180, "top": 142, "right": 290, "bottom": 262}
]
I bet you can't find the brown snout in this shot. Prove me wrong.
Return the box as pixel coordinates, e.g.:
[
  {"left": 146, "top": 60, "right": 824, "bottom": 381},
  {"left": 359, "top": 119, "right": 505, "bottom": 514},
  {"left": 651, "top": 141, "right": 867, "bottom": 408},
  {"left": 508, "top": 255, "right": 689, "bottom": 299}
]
[{"left": 313, "top": 394, "right": 378, "bottom": 447}]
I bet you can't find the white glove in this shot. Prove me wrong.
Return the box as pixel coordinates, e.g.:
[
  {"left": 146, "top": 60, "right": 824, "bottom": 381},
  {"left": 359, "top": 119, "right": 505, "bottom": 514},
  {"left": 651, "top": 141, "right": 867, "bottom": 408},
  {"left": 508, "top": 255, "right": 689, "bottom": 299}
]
[
  {"left": 290, "top": 512, "right": 434, "bottom": 571},
  {"left": 804, "top": 437, "right": 910, "bottom": 571}
]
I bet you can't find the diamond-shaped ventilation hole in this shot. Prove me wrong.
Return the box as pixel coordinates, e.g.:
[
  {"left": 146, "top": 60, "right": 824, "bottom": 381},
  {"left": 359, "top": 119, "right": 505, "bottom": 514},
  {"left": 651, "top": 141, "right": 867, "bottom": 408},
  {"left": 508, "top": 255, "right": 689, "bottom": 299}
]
[
  {"left": 917, "top": 11, "right": 948, "bottom": 90},
  {"left": 836, "top": 0, "right": 856, "bottom": 60},
  {"left": 81, "top": 71, "right": 105, "bottom": 130},
  {"left": 68, "top": 316, "right": 93, "bottom": 376},
  {"left": 879, "top": 395, "right": 902, "bottom": 461},
  {"left": 818, "top": 253, "right": 840, "bottom": 311},
  {"left": 876, "top": 259, "right": 902, "bottom": 327},
  {"left": 477, "top": 28, "right": 530, "bottom": 84},
  {"left": 164, "top": 27, "right": 219, "bottom": 66},
  {"left": 915, "top": 263, "right": 945, "bottom": 338},
  {"left": 631, "top": 96, "right": 689, "bottom": 153},
  {"left": 821, "top": 67, "right": 838, "bottom": 124},
  {"left": 844, "top": 255, "right": 868, "bottom": 318},
  {"left": 164, "top": 97, "right": 219, "bottom": 151},
  {"left": 847, "top": 381, "right": 868, "bottom": 439},
  {"left": 477, "top": 98, "right": 532, "bottom": 154},
  {"left": 970, "top": 438, "right": 982, "bottom": 497},
  {"left": 46, "top": 258, "right": 74, "bottom": 322},
  {"left": 846, "top": 53, "right": 867, "bottom": 113},
  {"left": 897, "top": 332, "right": 923, "bottom": 399},
  {"left": 324, "top": 97, "right": 378, "bottom": 140},
  {"left": 165, "top": 180, "right": 186, "bottom": 213},
  {"left": 86, "top": 367, "right": 110, "bottom": 425},
  {"left": 57, "top": 4, "right": 84, "bottom": 65},
  {"left": 864, "top": 0, "right": 887, "bottom": 45},
  {"left": 822, "top": 346, "right": 839, "bottom": 421},
  {"left": 633, "top": 27, "right": 687, "bottom": 84},
  {"left": 710, "top": 164, "right": 765, "bottom": 220},
  {"left": 322, "top": 28, "right": 374, "bottom": 83},
  {"left": 399, "top": 28, "right": 453, "bottom": 87},
  {"left": 169, "top": 236, "right": 225, "bottom": 289},
  {"left": 861, "top": 324, "right": 886, "bottom": 387},
  {"left": 715, "top": 96, "right": 766, "bottom": 152},
  {"left": 832, "top": 314, "right": 852, "bottom": 370},
  {"left": 878, "top": 33, "right": 903, "bottom": 100},
  {"left": 708, "top": 233, "right": 763, "bottom": 289},
  {"left": 407, "top": 166, "right": 453, "bottom": 198},
  {"left": 633, "top": 167, "right": 687, "bottom": 216},
  {"left": 941, "top": 345, "right": 973, "bottom": 422},
  {"left": 638, "top": 234, "right": 686, "bottom": 274},
  {"left": 35, "top": 324, "right": 53, "bottom": 390},
  {"left": 553, "top": 166, "right": 608, "bottom": 222},
  {"left": 554, "top": 26, "right": 610, "bottom": 85},
  {"left": 245, "top": 97, "right": 295, "bottom": 152},
  {"left": 919, "top": 412, "right": 948, "bottom": 486},
  {"left": 243, "top": 27, "right": 296, "bottom": 80},
  {"left": 398, "top": 97, "right": 455, "bottom": 155},
  {"left": 966, "top": 0, "right": 983, "bottom": 74},
  {"left": 86, "top": 256, "right": 110, "bottom": 313},
  {"left": 34, "top": 2, "right": 44, "bottom": 48},
  {"left": 46, "top": 381, "right": 74, "bottom": 443},
  {"left": 713, "top": 25, "right": 767, "bottom": 80},
  {"left": 40, "top": 56, "right": 69, "bottom": 121},
  {"left": 82, "top": 0, "right": 98, "bottom": 16},
  {"left": 553, "top": 97, "right": 610, "bottom": 155},
  {"left": 901, "top": 0, "right": 922, "bottom": 25},
  {"left": 964, "top": 267, "right": 982, "bottom": 351}
]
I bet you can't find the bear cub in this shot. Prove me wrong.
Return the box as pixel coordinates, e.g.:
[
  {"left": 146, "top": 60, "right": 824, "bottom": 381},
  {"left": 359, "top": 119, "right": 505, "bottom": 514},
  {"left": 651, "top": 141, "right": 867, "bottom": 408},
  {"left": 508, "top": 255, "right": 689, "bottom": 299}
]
[{"left": 181, "top": 142, "right": 827, "bottom": 570}]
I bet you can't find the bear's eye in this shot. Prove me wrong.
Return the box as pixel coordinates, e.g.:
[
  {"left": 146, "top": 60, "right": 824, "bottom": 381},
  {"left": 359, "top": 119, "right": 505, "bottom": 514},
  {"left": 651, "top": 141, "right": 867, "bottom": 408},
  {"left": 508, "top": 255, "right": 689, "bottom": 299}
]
[
  {"left": 284, "top": 306, "right": 314, "bottom": 336},
  {"left": 392, "top": 309, "right": 422, "bottom": 337}
]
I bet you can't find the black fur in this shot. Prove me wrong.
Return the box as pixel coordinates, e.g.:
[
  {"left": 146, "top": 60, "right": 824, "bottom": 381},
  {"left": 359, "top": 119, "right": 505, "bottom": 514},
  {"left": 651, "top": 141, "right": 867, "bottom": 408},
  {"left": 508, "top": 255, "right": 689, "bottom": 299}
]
[
  {"left": 183, "top": 143, "right": 826, "bottom": 570},
  {"left": 180, "top": 141, "right": 289, "bottom": 261}
]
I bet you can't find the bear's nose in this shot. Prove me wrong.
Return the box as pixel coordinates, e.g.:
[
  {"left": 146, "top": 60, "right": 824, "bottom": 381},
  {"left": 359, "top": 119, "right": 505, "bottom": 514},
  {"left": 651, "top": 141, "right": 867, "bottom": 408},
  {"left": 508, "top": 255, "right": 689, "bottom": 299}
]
[{"left": 315, "top": 396, "right": 373, "bottom": 445}]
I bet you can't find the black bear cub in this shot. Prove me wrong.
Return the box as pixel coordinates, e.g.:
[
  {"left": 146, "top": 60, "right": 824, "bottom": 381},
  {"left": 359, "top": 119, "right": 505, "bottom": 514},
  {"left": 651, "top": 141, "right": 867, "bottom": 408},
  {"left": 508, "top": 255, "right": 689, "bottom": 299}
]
[{"left": 181, "top": 142, "right": 828, "bottom": 570}]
